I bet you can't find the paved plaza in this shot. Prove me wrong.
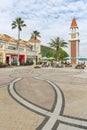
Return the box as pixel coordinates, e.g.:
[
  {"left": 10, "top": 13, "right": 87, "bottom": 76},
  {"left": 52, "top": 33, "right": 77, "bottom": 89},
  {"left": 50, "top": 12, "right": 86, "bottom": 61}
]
[{"left": 0, "top": 66, "right": 87, "bottom": 130}]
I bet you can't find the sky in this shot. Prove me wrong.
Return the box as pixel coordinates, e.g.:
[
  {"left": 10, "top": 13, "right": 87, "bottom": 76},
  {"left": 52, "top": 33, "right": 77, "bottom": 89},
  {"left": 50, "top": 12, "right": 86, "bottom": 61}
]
[{"left": 0, "top": 0, "right": 87, "bottom": 56}]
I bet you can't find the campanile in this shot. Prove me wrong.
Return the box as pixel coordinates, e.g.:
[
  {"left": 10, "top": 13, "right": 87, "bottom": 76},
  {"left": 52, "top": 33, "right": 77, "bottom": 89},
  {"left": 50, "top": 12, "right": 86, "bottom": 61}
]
[{"left": 69, "top": 17, "right": 80, "bottom": 64}]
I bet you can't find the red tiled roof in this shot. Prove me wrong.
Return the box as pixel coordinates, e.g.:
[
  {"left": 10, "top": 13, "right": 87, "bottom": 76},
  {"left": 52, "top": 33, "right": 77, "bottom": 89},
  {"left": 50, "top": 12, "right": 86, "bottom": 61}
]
[
  {"left": 0, "top": 34, "right": 32, "bottom": 48},
  {"left": 29, "top": 37, "right": 41, "bottom": 43},
  {"left": 70, "top": 17, "right": 78, "bottom": 28},
  {"left": 19, "top": 39, "right": 32, "bottom": 48},
  {"left": 0, "top": 34, "right": 17, "bottom": 43}
]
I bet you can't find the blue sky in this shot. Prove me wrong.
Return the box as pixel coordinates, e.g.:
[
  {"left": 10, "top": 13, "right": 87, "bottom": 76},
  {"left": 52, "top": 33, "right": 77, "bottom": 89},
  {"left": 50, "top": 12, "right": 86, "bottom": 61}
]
[{"left": 0, "top": 0, "right": 87, "bottom": 56}]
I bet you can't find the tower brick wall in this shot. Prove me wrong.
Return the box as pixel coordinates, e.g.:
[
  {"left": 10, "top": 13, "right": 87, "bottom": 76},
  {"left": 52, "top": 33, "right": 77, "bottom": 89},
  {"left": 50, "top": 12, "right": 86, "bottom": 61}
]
[{"left": 69, "top": 17, "right": 80, "bottom": 64}]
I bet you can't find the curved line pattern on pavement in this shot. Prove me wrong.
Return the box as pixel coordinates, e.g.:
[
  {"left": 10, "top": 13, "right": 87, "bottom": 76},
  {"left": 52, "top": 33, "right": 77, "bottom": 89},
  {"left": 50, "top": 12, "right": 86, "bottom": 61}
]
[
  {"left": 8, "top": 77, "right": 87, "bottom": 130},
  {"left": 35, "top": 77, "right": 64, "bottom": 130}
]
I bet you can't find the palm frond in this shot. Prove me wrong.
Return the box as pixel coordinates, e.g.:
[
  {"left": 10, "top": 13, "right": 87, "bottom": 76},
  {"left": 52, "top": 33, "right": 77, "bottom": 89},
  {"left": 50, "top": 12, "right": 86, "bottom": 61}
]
[
  {"left": 31, "top": 30, "right": 41, "bottom": 39},
  {"left": 11, "top": 17, "right": 26, "bottom": 31},
  {"left": 48, "top": 37, "right": 68, "bottom": 61}
]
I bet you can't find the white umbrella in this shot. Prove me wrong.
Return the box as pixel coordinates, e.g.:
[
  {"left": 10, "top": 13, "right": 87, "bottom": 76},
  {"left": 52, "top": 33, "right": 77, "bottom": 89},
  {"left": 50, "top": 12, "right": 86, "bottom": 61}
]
[
  {"left": 41, "top": 56, "right": 48, "bottom": 60},
  {"left": 76, "top": 56, "right": 87, "bottom": 61},
  {"left": 64, "top": 56, "right": 71, "bottom": 60},
  {"left": 48, "top": 57, "right": 55, "bottom": 60}
]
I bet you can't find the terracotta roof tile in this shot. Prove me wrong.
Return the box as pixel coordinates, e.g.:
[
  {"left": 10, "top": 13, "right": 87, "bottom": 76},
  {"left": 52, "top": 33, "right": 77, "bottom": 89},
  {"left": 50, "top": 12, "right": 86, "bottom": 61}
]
[
  {"left": 0, "top": 34, "right": 32, "bottom": 48},
  {"left": 29, "top": 37, "right": 41, "bottom": 43},
  {"left": 0, "top": 34, "right": 17, "bottom": 43},
  {"left": 19, "top": 39, "right": 32, "bottom": 48},
  {"left": 70, "top": 17, "right": 78, "bottom": 28}
]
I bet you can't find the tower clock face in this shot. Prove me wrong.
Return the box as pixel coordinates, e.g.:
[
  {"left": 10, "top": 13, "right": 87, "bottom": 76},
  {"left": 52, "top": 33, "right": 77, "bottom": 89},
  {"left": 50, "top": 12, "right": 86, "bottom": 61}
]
[{"left": 71, "top": 33, "right": 76, "bottom": 38}]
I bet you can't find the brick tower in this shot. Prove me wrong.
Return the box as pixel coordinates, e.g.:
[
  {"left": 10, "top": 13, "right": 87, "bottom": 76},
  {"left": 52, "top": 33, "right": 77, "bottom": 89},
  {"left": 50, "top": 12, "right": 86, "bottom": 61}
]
[{"left": 69, "top": 17, "right": 80, "bottom": 64}]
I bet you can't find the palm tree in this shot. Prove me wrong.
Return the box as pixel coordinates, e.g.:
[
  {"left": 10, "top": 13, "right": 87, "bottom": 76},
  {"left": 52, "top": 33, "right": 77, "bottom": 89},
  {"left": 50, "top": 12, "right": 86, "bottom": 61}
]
[
  {"left": 30, "top": 30, "right": 41, "bottom": 51},
  {"left": 11, "top": 17, "right": 26, "bottom": 65},
  {"left": 29, "top": 30, "right": 41, "bottom": 65},
  {"left": 49, "top": 37, "right": 68, "bottom": 61},
  {"left": 31, "top": 30, "right": 41, "bottom": 39}
]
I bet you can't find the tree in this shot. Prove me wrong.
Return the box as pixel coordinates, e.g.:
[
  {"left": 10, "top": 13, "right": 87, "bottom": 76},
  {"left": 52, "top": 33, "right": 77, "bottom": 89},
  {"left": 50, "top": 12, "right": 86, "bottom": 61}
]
[
  {"left": 11, "top": 17, "right": 26, "bottom": 65},
  {"left": 58, "top": 48, "right": 69, "bottom": 60},
  {"left": 29, "top": 30, "right": 41, "bottom": 65},
  {"left": 48, "top": 37, "right": 68, "bottom": 61},
  {"left": 31, "top": 30, "right": 41, "bottom": 39},
  {"left": 30, "top": 30, "right": 41, "bottom": 51}
]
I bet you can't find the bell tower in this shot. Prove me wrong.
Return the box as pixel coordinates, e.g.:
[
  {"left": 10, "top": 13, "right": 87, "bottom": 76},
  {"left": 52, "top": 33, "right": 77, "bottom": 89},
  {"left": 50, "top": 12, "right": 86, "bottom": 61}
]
[{"left": 69, "top": 17, "right": 80, "bottom": 64}]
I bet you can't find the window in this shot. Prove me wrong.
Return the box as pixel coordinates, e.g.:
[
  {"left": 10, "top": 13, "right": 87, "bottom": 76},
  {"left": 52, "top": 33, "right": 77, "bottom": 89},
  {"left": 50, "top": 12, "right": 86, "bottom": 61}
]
[{"left": 5, "top": 45, "right": 17, "bottom": 50}]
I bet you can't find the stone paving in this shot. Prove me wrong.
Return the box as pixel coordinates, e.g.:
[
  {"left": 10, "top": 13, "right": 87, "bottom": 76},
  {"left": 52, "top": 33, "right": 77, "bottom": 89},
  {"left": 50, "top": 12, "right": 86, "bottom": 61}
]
[{"left": 0, "top": 66, "right": 87, "bottom": 130}]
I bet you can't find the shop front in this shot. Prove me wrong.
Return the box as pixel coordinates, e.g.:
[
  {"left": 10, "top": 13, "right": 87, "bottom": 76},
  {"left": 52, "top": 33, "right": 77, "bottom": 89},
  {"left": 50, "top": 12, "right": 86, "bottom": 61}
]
[{"left": 6, "top": 53, "right": 25, "bottom": 65}]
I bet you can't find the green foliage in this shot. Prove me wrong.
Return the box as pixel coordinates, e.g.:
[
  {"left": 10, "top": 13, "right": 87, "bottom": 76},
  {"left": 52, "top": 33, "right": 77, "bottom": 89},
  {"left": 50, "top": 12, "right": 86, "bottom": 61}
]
[
  {"left": 11, "top": 17, "right": 26, "bottom": 31},
  {"left": 48, "top": 37, "right": 68, "bottom": 61},
  {"left": 59, "top": 48, "right": 69, "bottom": 60},
  {"left": 41, "top": 45, "right": 69, "bottom": 60},
  {"left": 41, "top": 45, "right": 54, "bottom": 57},
  {"left": 11, "top": 17, "right": 26, "bottom": 66},
  {"left": 31, "top": 30, "right": 41, "bottom": 39}
]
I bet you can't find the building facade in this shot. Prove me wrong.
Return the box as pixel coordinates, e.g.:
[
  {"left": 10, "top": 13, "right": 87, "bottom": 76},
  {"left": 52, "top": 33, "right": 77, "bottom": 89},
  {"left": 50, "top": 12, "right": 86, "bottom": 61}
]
[
  {"left": 0, "top": 34, "right": 41, "bottom": 65},
  {"left": 69, "top": 17, "right": 80, "bottom": 64}
]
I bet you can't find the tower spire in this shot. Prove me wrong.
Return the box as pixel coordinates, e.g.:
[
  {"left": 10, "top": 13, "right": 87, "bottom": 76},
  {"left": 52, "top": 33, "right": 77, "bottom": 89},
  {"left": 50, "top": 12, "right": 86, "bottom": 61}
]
[{"left": 70, "top": 17, "right": 78, "bottom": 29}]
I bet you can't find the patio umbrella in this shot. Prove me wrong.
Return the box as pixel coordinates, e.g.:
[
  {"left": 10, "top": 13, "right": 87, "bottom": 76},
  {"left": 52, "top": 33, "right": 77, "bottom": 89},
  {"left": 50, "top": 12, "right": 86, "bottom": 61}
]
[
  {"left": 48, "top": 57, "right": 55, "bottom": 60},
  {"left": 41, "top": 56, "right": 48, "bottom": 60},
  {"left": 76, "top": 56, "right": 87, "bottom": 61},
  {"left": 64, "top": 56, "right": 71, "bottom": 60}
]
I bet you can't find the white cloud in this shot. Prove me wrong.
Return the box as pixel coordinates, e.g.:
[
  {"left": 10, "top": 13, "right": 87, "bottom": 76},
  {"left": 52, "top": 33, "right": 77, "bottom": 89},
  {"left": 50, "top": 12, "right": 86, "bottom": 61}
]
[{"left": 0, "top": 0, "right": 87, "bottom": 56}]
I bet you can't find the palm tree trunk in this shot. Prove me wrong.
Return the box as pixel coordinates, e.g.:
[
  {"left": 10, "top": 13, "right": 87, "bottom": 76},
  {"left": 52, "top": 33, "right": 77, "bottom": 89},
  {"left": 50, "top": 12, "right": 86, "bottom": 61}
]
[
  {"left": 17, "top": 29, "right": 20, "bottom": 66},
  {"left": 34, "top": 37, "right": 36, "bottom": 51},
  {"left": 56, "top": 47, "right": 59, "bottom": 61}
]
